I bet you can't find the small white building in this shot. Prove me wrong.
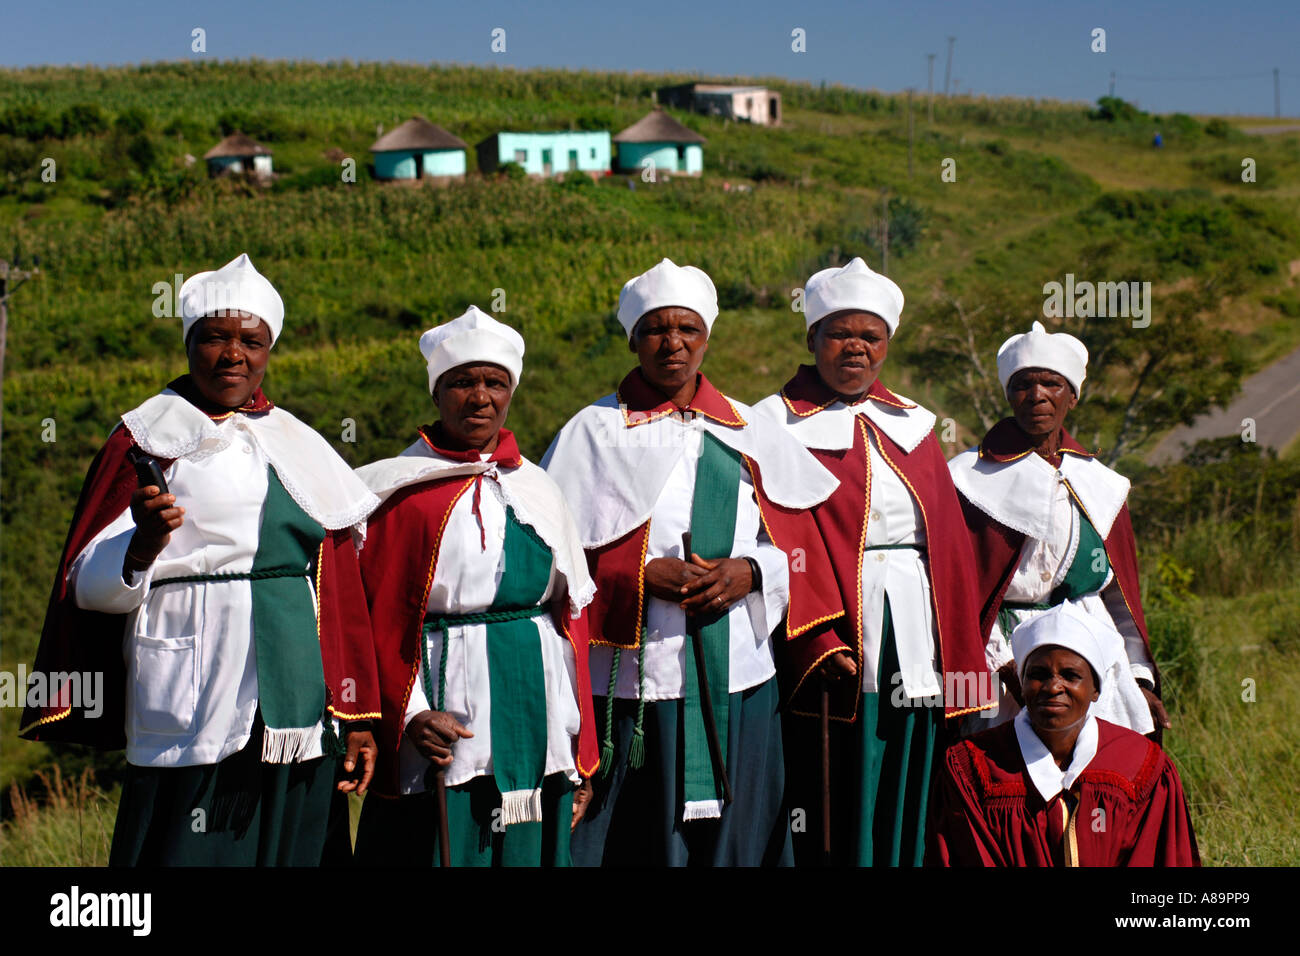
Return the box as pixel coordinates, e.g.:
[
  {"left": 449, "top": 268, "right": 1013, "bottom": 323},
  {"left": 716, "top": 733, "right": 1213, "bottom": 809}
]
[
  {"left": 658, "top": 83, "right": 782, "bottom": 126},
  {"left": 203, "top": 132, "right": 273, "bottom": 178}
]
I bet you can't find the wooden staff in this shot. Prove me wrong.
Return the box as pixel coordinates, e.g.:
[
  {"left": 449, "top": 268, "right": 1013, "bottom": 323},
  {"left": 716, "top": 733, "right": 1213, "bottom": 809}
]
[
  {"left": 682, "top": 531, "right": 732, "bottom": 805},
  {"left": 425, "top": 764, "right": 452, "bottom": 867}
]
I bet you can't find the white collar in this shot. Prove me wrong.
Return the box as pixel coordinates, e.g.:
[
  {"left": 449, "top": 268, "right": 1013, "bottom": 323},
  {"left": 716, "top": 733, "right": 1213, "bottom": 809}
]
[
  {"left": 1013, "top": 708, "right": 1099, "bottom": 802},
  {"left": 356, "top": 440, "right": 595, "bottom": 615},
  {"left": 753, "top": 390, "right": 935, "bottom": 454},
  {"left": 543, "top": 393, "right": 839, "bottom": 548},
  {"left": 122, "top": 389, "right": 378, "bottom": 533},
  {"left": 948, "top": 444, "right": 1129, "bottom": 540}
]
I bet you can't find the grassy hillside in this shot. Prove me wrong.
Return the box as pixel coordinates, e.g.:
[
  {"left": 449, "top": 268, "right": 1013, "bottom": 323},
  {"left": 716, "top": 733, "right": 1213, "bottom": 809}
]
[{"left": 3, "top": 62, "right": 1300, "bottom": 864}]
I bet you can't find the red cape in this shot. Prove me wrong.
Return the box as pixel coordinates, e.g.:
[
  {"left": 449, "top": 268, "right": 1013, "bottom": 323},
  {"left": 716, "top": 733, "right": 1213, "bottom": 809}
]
[
  {"left": 928, "top": 718, "right": 1200, "bottom": 866},
  {"left": 957, "top": 419, "right": 1155, "bottom": 688},
  {"left": 358, "top": 428, "right": 600, "bottom": 797},
  {"left": 20, "top": 379, "right": 380, "bottom": 746},
  {"left": 773, "top": 367, "right": 993, "bottom": 721},
  {"left": 583, "top": 369, "right": 844, "bottom": 651}
]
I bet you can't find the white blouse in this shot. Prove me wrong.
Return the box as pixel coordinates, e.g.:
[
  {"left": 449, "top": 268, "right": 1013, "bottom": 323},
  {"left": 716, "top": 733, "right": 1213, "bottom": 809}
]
[
  {"left": 398, "top": 470, "right": 583, "bottom": 794},
  {"left": 587, "top": 426, "right": 790, "bottom": 700},
  {"left": 68, "top": 417, "right": 309, "bottom": 768}
]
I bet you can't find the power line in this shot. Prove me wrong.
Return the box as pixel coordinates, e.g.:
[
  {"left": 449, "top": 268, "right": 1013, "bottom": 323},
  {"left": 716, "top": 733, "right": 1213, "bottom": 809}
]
[{"left": 1114, "top": 70, "right": 1273, "bottom": 83}]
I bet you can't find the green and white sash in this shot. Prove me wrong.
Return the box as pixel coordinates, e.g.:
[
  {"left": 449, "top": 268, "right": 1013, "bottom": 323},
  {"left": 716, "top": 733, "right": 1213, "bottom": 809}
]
[{"left": 682, "top": 433, "right": 742, "bottom": 821}]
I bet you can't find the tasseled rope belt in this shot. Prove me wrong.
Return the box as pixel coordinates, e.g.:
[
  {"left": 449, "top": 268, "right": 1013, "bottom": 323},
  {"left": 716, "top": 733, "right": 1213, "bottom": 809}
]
[{"left": 419, "top": 606, "right": 550, "bottom": 711}]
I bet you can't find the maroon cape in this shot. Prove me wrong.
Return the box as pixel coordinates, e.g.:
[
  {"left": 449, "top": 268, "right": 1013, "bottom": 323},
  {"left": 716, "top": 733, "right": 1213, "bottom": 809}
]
[
  {"left": 957, "top": 418, "right": 1156, "bottom": 690},
  {"left": 927, "top": 718, "right": 1200, "bottom": 866},
  {"left": 358, "top": 427, "right": 601, "bottom": 797},
  {"left": 583, "top": 369, "right": 844, "bottom": 653},
  {"left": 20, "top": 377, "right": 380, "bottom": 746},
  {"left": 774, "top": 367, "right": 993, "bottom": 721}
]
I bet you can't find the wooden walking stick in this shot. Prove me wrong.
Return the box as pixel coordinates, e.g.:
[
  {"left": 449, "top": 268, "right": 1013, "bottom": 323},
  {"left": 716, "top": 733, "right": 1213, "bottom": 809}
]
[
  {"left": 425, "top": 764, "right": 452, "bottom": 867},
  {"left": 820, "top": 678, "right": 832, "bottom": 866},
  {"left": 682, "top": 531, "right": 733, "bottom": 805}
]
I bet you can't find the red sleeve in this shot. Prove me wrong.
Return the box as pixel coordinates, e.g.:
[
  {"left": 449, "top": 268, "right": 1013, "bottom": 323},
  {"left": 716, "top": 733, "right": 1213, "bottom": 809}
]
[
  {"left": 775, "top": 623, "right": 856, "bottom": 720},
  {"left": 317, "top": 528, "right": 382, "bottom": 723},
  {"left": 1124, "top": 754, "right": 1201, "bottom": 867},
  {"left": 957, "top": 493, "right": 1024, "bottom": 641},
  {"left": 553, "top": 602, "right": 601, "bottom": 778},
  {"left": 926, "top": 742, "right": 1007, "bottom": 867}
]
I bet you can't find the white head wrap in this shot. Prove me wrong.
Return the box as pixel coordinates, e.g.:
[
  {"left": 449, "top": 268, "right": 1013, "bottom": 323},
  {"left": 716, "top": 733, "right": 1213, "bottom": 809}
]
[
  {"left": 997, "top": 321, "right": 1088, "bottom": 397},
  {"left": 180, "top": 253, "right": 285, "bottom": 347},
  {"left": 617, "top": 258, "right": 718, "bottom": 340},
  {"left": 1011, "top": 602, "right": 1108, "bottom": 690},
  {"left": 419, "top": 305, "right": 525, "bottom": 395},
  {"left": 804, "top": 257, "right": 904, "bottom": 336}
]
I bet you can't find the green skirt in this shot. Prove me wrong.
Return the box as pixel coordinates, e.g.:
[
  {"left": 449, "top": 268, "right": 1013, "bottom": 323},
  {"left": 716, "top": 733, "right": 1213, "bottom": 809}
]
[
  {"left": 352, "top": 772, "right": 575, "bottom": 867},
  {"left": 109, "top": 716, "right": 340, "bottom": 867},
  {"left": 784, "top": 599, "right": 942, "bottom": 867},
  {"left": 572, "top": 675, "right": 792, "bottom": 867}
]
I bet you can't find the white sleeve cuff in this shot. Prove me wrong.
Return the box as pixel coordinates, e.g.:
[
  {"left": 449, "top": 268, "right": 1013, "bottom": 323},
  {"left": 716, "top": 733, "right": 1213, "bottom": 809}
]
[
  {"left": 985, "top": 622, "right": 1014, "bottom": 671},
  {"left": 1129, "top": 662, "right": 1156, "bottom": 686},
  {"left": 69, "top": 526, "right": 153, "bottom": 614},
  {"left": 740, "top": 541, "right": 789, "bottom": 640}
]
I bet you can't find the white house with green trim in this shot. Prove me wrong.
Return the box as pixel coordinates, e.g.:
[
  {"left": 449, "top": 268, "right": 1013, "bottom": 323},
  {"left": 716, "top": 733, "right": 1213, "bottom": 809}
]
[
  {"left": 475, "top": 131, "right": 611, "bottom": 178},
  {"left": 370, "top": 117, "right": 468, "bottom": 181},
  {"left": 203, "top": 132, "right": 273, "bottom": 178},
  {"left": 613, "top": 110, "right": 706, "bottom": 177}
]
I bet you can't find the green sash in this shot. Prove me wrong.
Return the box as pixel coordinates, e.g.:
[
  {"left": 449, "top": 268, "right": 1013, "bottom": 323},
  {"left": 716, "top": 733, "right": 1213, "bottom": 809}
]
[
  {"left": 250, "top": 467, "right": 327, "bottom": 762},
  {"left": 999, "top": 504, "right": 1112, "bottom": 639},
  {"left": 422, "top": 506, "right": 553, "bottom": 826},
  {"left": 683, "top": 432, "right": 742, "bottom": 818}
]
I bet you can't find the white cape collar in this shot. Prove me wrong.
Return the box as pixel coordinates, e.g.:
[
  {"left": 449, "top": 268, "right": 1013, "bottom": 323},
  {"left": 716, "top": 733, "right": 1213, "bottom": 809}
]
[
  {"left": 753, "top": 389, "right": 936, "bottom": 454},
  {"left": 948, "top": 444, "right": 1130, "bottom": 540},
  {"left": 1014, "top": 709, "right": 1099, "bottom": 802},
  {"left": 121, "top": 389, "right": 378, "bottom": 533},
  {"left": 541, "top": 393, "right": 839, "bottom": 548},
  {"left": 355, "top": 439, "right": 595, "bottom": 614}
]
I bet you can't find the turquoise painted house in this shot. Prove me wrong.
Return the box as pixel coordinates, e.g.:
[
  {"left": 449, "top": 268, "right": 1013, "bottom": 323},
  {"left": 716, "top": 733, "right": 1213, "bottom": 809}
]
[
  {"left": 370, "top": 116, "right": 468, "bottom": 181},
  {"left": 203, "top": 132, "right": 273, "bottom": 178},
  {"left": 475, "top": 131, "right": 611, "bottom": 178},
  {"left": 614, "top": 110, "right": 705, "bottom": 177}
]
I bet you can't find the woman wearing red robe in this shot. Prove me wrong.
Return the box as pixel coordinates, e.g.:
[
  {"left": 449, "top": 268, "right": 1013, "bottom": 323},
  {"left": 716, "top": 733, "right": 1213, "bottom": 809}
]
[
  {"left": 948, "top": 321, "right": 1163, "bottom": 736},
  {"left": 928, "top": 602, "right": 1199, "bottom": 866},
  {"left": 756, "top": 258, "right": 995, "bottom": 866}
]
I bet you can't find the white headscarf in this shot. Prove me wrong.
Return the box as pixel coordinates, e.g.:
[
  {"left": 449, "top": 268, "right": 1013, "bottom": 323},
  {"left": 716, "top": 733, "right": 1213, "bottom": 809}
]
[
  {"left": 1011, "top": 601, "right": 1107, "bottom": 689},
  {"left": 617, "top": 258, "right": 718, "bottom": 340},
  {"left": 804, "top": 257, "right": 904, "bottom": 335},
  {"left": 180, "top": 253, "right": 285, "bottom": 346},
  {"left": 997, "top": 321, "right": 1088, "bottom": 397},
  {"left": 419, "top": 305, "right": 525, "bottom": 394}
]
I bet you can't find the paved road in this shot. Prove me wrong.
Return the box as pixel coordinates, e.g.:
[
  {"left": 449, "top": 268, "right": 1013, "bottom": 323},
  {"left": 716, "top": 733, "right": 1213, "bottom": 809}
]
[
  {"left": 1241, "top": 124, "right": 1300, "bottom": 135},
  {"left": 1148, "top": 345, "right": 1300, "bottom": 463}
]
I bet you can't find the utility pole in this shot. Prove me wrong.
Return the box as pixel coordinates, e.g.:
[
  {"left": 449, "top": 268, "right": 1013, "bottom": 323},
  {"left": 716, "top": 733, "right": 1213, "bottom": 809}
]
[
  {"left": 1275, "top": 67, "right": 1281, "bottom": 118},
  {"left": 907, "top": 88, "right": 915, "bottom": 178},
  {"left": 1109, "top": 71, "right": 1116, "bottom": 97},
  {"left": 944, "top": 36, "right": 955, "bottom": 96},
  {"left": 879, "top": 189, "right": 890, "bottom": 274},
  {"left": 927, "top": 53, "right": 936, "bottom": 123}
]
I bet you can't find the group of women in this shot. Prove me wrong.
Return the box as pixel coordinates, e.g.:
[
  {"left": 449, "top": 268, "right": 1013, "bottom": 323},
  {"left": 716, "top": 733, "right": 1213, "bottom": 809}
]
[{"left": 21, "top": 252, "right": 1199, "bottom": 867}]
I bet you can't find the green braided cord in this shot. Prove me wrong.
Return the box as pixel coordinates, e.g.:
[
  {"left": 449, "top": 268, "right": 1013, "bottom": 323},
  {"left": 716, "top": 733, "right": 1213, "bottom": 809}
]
[
  {"left": 599, "top": 648, "right": 620, "bottom": 779},
  {"left": 437, "top": 620, "right": 449, "bottom": 712},
  {"left": 151, "top": 567, "right": 308, "bottom": 588},
  {"left": 420, "top": 621, "right": 437, "bottom": 715},
  {"left": 627, "top": 627, "right": 648, "bottom": 770},
  {"left": 419, "top": 606, "right": 546, "bottom": 711},
  {"left": 863, "top": 543, "right": 927, "bottom": 552},
  {"left": 319, "top": 701, "right": 346, "bottom": 758}
]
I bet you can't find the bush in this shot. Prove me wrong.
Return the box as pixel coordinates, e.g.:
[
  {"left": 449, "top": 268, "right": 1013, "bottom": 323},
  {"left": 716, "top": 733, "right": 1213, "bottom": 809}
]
[
  {"left": 1204, "top": 118, "right": 1234, "bottom": 138},
  {"left": 498, "top": 161, "right": 527, "bottom": 181},
  {"left": 1090, "top": 96, "right": 1147, "bottom": 123},
  {"left": 125, "top": 133, "right": 160, "bottom": 172},
  {"left": 560, "top": 169, "right": 593, "bottom": 188},
  {"left": 0, "top": 104, "right": 57, "bottom": 139},
  {"left": 114, "top": 107, "right": 150, "bottom": 135},
  {"left": 58, "top": 103, "right": 110, "bottom": 138}
]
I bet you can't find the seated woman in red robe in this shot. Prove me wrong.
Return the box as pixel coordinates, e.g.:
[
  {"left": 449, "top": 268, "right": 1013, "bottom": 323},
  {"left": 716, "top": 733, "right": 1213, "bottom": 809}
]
[{"left": 928, "top": 602, "right": 1199, "bottom": 867}]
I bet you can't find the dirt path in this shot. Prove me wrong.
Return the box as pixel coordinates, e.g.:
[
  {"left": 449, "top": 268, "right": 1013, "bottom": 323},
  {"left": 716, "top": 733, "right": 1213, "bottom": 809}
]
[{"left": 1148, "top": 344, "right": 1300, "bottom": 463}]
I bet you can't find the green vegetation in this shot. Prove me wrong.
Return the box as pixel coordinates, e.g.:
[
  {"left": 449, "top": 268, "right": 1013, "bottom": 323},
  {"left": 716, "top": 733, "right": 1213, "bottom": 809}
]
[{"left": 3, "top": 61, "right": 1299, "bottom": 865}]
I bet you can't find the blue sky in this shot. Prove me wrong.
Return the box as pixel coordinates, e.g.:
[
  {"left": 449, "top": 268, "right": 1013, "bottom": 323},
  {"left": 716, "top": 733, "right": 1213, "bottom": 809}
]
[{"left": 3, "top": 0, "right": 1297, "bottom": 117}]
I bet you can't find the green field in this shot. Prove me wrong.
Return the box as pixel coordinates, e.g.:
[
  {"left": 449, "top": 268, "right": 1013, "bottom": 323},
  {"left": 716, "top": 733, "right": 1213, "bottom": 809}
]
[{"left": 2, "top": 61, "right": 1299, "bottom": 865}]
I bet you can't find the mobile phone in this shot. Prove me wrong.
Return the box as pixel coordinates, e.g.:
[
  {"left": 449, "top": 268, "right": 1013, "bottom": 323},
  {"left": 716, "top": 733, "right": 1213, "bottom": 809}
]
[{"left": 127, "top": 448, "right": 169, "bottom": 497}]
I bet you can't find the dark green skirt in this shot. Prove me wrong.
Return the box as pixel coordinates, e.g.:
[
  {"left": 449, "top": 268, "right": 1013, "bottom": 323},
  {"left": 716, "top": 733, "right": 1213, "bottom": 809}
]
[
  {"left": 109, "top": 717, "right": 340, "bottom": 867},
  {"left": 352, "top": 772, "right": 575, "bottom": 867},
  {"left": 784, "top": 601, "right": 942, "bottom": 867},
  {"left": 572, "top": 675, "right": 792, "bottom": 867}
]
